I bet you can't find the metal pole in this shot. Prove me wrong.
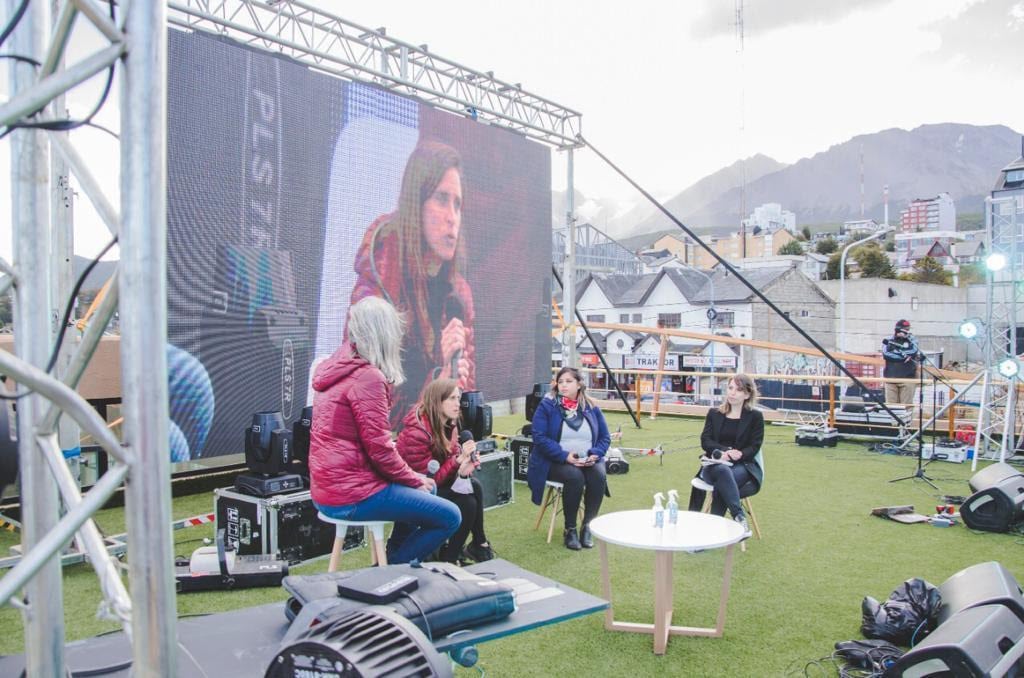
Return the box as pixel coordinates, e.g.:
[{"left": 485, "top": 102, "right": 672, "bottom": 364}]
[
  {"left": 839, "top": 228, "right": 892, "bottom": 355},
  {"left": 120, "top": 0, "right": 176, "bottom": 673},
  {"left": 563, "top": 147, "right": 577, "bottom": 368},
  {"left": 6, "top": 1, "right": 66, "bottom": 673}
]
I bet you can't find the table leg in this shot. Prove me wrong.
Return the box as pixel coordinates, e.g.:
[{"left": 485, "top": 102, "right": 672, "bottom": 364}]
[
  {"left": 653, "top": 550, "right": 674, "bottom": 655},
  {"left": 599, "top": 540, "right": 615, "bottom": 629},
  {"left": 715, "top": 544, "right": 735, "bottom": 634}
]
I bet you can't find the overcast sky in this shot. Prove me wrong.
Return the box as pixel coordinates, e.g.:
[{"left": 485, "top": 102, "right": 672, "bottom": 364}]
[{"left": 1, "top": 0, "right": 1023, "bottom": 261}]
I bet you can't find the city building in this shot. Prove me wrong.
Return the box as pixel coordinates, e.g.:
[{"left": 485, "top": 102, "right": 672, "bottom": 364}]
[
  {"left": 990, "top": 146, "right": 1024, "bottom": 268},
  {"left": 841, "top": 219, "right": 886, "bottom": 234},
  {"left": 691, "top": 228, "right": 798, "bottom": 268},
  {"left": 899, "top": 192, "right": 956, "bottom": 232},
  {"left": 742, "top": 202, "right": 796, "bottom": 235}
]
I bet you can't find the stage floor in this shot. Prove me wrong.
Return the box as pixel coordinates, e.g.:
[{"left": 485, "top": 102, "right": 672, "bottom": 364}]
[{"left": 0, "top": 559, "right": 607, "bottom": 675}]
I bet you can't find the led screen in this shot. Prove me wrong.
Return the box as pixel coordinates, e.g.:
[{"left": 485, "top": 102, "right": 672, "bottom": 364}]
[{"left": 166, "top": 29, "right": 552, "bottom": 461}]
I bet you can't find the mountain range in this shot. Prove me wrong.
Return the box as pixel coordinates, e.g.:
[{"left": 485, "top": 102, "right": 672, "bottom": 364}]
[{"left": 560, "top": 122, "right": 1022, "bottom": 240}]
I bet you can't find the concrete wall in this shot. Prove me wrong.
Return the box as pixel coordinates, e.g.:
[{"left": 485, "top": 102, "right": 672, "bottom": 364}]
[{"left": 750, "top": 268, "right": 836, "bottom": 374}]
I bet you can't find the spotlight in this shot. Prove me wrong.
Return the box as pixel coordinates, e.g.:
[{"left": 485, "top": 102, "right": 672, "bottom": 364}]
[
  {"left": 958, "top": 319, "right": 981, "bottom": 340},
  {"left": 985, "top": 252, "right": 1007, "bottom": 272},
  {"left": 997, "top": 358, "right": 1021, "bottom": 379}
]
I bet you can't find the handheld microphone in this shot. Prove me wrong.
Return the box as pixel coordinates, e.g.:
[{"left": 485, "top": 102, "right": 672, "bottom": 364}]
[
  {"left": 425, "top": 459, "right": 440, "bottom": 495},
  {"left": 446, "top": 296, "right": 465, "bottom": 380},
  {"left": 458, "top": 430, "right": 478, "bottom": 463}
]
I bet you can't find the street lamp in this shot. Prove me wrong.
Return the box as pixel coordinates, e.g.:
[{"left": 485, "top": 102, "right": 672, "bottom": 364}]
[{"left": 839, "top": 226, "right": 895, "bottom": 356}]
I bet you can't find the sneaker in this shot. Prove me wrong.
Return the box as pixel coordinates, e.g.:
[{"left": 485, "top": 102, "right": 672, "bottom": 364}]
[
  {"left": 579, "top": 524, "right": 594, "bottom": 549},
  {"left": 734, "top": 514, "right": 752, "bottom": 541},
  {"left": 465, "top": 541, "right": 495, "bottom": 562},
  {"left": 564, "top": 528, "right": 582, "bottom": 551}
]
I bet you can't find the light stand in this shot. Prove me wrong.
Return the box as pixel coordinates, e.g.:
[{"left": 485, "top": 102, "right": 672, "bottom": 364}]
[{"left": 890, "top": 353, "right": 939, "bottom": 489}]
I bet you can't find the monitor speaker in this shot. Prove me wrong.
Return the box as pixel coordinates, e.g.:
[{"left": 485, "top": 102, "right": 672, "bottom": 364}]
[
  {"left": 887, "top": 604, "right": 1024, "bottom": 677},
  {"left": 969, "top": 462, "right": 1024, "bottom": 494},
  {"left": 938, "top": 562, "right": 1024, "bottom": 625},
  {"left": 961, "top": 476, "right": 1024, "bottom": 533}
]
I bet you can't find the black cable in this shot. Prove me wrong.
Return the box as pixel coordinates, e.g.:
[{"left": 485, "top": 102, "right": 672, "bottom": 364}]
[
  {"left": 46, "top": 235, "right": 119, "bottom": 375},
  {"left": 578, "top": 133, "right": 917, "bottom": 431},
  {"left": 4, "top": 0, "right": 116, "bottom": 138},
  {"left": 400, "top": 591, "right": 433, "bottom": 643},
  {"left": 0, "top": 0, "right": 29, "bottom": 50},
  {"left": 0, "top": 53, "right": 40, "bottom": 66}
]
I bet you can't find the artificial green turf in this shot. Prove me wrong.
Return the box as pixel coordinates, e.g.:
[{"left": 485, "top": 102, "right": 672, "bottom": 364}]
[{"left": 1, "top": 412, "right": 1022, "bottom": 676}]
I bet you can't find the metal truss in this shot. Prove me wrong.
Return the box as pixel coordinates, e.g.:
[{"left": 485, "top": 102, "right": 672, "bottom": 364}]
[
  {"left": 974, "top": 195, "right": 1022, "bottom": 465},
  {"left": 1, "top": 0, "right": 175, "bottom": 674},
  {"left": 167, "top": 0, "right": 583, "bottom": 148},
  {"left": 553, "top": 222, "right": 645, "bottom": 280}
]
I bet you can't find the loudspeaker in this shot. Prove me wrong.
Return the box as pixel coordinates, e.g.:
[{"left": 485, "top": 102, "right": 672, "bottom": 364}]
[
  {"left": 970, "top": 462, "right": 1024, "bottom": 494},
  {"left": 887, "top": 604, "right": 1024, "bottom": 677},
  {"left": 938, "top": 562, "right": 1024, "bottom": 625},
  {"left": 962, "top": 476, "right": 1024, "bottom": 533}
]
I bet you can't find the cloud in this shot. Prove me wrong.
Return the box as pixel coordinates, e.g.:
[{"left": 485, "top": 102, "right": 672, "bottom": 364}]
[
  {"left": 689, "top": 0, "right": 891, "bottom": 39},
  {"left": 927, "top": 0, "right": 1024, "bottom": 67}
]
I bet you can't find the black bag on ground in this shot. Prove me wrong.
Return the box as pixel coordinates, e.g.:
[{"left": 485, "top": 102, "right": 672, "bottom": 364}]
[{"left": 861, "top": 577, "right": 942, "bottom": 645}]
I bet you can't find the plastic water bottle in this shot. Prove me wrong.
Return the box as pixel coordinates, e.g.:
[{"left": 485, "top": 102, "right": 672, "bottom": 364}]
[
  {"left": 667, "top": 490, "right": 679, "bottom": 525},
  {"left": 652, "top": 492, "right": 665, "bottom": 528}
]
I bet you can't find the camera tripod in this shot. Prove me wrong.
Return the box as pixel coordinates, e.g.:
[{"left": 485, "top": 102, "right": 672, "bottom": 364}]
[{"left": 890, "top": 353, "right": 939, "bottom": 490}]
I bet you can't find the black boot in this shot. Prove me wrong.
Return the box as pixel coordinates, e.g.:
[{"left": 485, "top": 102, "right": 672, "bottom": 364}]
[
  {"left": 563, "top": 527, "right": 582, "bottom": 551},
  {"left": 580, "top": 523, "right": 594, "bottom": 549}
]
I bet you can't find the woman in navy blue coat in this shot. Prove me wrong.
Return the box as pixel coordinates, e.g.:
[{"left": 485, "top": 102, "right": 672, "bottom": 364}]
[{"left": 528, "top": 367, "right": 610, "bottom": 550}]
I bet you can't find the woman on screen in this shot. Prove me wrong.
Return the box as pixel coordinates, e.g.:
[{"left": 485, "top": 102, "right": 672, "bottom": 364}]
[
  {"left": 392, "top": 378, "right": 495, "bottom": 564},
  {"left": 349, "top": 140, "right": 475, "bottom": 427},
  {"left": 687, "top": 373, "right": 764, "bottom": 539},
  {"left": 528, "top": 367, "right": 610, "bottom": 551},
  {"left": 309, "top": 296, "right": 460, "bottom": 564}
]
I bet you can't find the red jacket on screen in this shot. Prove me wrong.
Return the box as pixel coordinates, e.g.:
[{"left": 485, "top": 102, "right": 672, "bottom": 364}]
[
  {"left": 349, "top": 214, "right": 476, "bottom": 426},
  {"left": 308, "top": 343, "right": 423, "bottom": 507},
  {"left": 396, "top": 408, "right": 461, "bottom": 487}
]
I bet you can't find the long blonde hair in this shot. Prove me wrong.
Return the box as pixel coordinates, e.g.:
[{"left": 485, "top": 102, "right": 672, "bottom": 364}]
[
  {"left": 418, "top": 378, "right": 458, "bottom": 463},
  {"left": 347, "top": 296, "right": 406, "bottom": 385},
  {"left": 718, "top": 373, "right": 758, "bottom": 414}
]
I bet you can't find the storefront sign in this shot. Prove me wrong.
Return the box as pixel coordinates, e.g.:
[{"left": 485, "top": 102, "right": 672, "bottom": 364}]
[
  {"left": 682, "top": 355, "right": 737, "bottom": 368},
  {"left": 625, "top": 355, "right": 678, "bottom": 370}
]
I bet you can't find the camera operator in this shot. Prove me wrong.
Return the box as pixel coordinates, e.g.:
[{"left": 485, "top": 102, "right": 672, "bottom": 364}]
[{"left": 882, "top": 319, "right": 920, "bottom": 404}]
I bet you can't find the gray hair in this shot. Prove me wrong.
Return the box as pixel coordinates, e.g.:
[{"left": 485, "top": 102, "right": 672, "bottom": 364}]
[{"left": 347, "top": 296, "right": 406, "bottom": 386}]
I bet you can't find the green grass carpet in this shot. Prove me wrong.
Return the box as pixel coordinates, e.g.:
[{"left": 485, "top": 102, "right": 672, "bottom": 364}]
[{"left": 1, "top": 412, "right": 1021, "bottom": 676}]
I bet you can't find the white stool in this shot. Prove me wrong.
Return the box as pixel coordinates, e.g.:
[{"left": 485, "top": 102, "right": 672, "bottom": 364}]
[
  {"left": 316, "top": 513, "right": 389, "bottom": 571},
  {"left": 534, "top": 480, "right": 585, "bottom": 544},
  {"left": 690, "top": 477, "right": 762, "bottom": 551}
]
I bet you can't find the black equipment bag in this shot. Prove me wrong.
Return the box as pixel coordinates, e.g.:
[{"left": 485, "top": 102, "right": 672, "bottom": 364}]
[{"left": 862, "top": 577, "right": 942, "bottom": 645}]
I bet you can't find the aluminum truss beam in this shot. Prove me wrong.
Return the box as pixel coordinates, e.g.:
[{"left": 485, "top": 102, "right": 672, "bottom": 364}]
[
  {"left": 2, "top": 0, "right": 176, "bottom": 673},
  {"left": 166, "top": 0, "right": 582, "bottom": 148},
  {"left": 974, "top": 196, "right": 1022, "bottom": 466}
]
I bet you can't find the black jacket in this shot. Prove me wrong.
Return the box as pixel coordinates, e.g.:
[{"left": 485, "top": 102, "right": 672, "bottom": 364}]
[{"left": 700, "top": 408, "right": 765, "bottom": 490}]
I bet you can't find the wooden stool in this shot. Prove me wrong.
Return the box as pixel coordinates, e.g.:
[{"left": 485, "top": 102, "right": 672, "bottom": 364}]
[
  {"left": 690, "top": 477, "right": 761, "bottom": 551},
  {"left": 534, "top": 480, "right": 585, "bottom": 544},
  {"left": 316, "top": 513, "right": 389, "bottom": 571}
]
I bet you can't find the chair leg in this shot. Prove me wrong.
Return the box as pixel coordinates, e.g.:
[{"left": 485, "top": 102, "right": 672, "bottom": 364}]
[
  {"left": 743, "top": 498, "right": 762, "bottom": 540},
  {"left": 367, "top": 527, "right": 387, "bottom": 566},
  {"left": 546, "top": 490, "right": 562, "bottom": 544},
  {"left": 534, "top": 486, "right": 553, "bottom": 531},
  {"left": 328, "top": 528, "right": 344, "bottom": 573}
]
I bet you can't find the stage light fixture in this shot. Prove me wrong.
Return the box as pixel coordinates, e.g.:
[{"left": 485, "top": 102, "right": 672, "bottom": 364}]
[
  {"left": 997, "top": 357, "right": 1021, "bottom": 379},
  {"left": 958, "top": 319, "right": 981, "bottom": 340},
  {"left": 985, "top": 252, "right": 1008, "bottom": 272}
]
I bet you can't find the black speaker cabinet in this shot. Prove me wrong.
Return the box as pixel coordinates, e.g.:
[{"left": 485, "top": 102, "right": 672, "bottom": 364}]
[
  {"left": 888, "top": 604, "right": 1024, "bottom": 677},
  {"left": 962, "top": 476, "right": 1024, "bottom": 533},
  {"left": 938, "top": 562, "right": 1024, "bottom": 625},
  {"left": 970, "top": 462, "right": 1024, "bottom": 493}
]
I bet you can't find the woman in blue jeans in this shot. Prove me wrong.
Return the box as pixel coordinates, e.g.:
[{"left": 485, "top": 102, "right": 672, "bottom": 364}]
[{"left": 307, "top": 297, "right": 460, "bottom": 564}]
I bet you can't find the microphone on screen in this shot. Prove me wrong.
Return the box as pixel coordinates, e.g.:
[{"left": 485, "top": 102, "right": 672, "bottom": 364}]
[{"left": 445, "top": 295, "right": 465, "bottom": 381}]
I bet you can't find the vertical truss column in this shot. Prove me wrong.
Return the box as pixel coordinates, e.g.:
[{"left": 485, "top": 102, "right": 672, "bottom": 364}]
[
  {"left": 563, "top": 147, "right": 577, "bottom": 368},
  {"left": 6, "top": 1, "right": 65, "bottom": 674},
  {"left": 120, "top": 1, "right": 176, "bottom": 674}
]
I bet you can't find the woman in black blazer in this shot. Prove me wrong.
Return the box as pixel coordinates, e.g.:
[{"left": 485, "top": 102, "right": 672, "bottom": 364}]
[{"left": 688, "top": 373, "right": 764, "bottom": 536}]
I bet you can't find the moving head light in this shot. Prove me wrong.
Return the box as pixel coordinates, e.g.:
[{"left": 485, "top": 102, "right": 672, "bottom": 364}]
[
  {"left": 237, "top": 411, "right": 302, "bottom": 496},
  {"left": 459, "top": 390, "right": 492, "bottom": 441}
]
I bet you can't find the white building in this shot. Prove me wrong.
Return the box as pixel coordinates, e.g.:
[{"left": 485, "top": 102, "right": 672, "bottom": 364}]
[{"left": 743, "top": 202, "right": 797, "bottom": 235}]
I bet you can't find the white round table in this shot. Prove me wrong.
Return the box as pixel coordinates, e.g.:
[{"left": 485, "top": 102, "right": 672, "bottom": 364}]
[{"left": 588, "top": 510, "right": 745, "bottom": 655}]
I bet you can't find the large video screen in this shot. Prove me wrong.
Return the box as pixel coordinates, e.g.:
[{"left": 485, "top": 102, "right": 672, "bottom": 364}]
[{"left": 166, "top": 29, "right": 552, "bottom": 461}]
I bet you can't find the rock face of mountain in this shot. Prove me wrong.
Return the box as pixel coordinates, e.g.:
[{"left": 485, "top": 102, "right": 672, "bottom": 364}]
[
  {"left": 634, "top": 122, "right": 1022, "bottom": 233},
  {"left": 73, "top": 255, "right": 118, "bottom": 291}
]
